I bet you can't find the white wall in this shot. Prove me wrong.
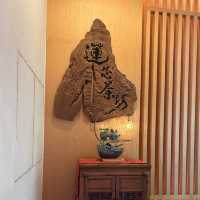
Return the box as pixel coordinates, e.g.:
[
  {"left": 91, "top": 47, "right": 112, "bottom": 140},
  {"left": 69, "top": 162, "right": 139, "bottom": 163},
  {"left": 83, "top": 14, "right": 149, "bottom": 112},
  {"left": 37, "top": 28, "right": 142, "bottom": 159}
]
[{"left": 0, "top": 1, "right": 46, "bottom": 200}]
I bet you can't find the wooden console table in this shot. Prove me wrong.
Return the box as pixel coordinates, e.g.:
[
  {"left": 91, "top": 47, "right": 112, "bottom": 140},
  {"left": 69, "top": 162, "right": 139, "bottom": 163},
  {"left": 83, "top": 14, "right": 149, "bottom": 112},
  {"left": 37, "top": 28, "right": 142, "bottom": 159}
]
[{"left": 77, "top": 159, "right": 151, "bottom": 200}]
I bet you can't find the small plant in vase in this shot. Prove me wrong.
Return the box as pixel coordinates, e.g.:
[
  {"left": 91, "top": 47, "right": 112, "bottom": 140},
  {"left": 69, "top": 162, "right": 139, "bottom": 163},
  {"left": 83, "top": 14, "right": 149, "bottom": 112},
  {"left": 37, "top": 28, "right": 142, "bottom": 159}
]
[{"left": 97, "top": 128, "right": 123, "bottom": 159}]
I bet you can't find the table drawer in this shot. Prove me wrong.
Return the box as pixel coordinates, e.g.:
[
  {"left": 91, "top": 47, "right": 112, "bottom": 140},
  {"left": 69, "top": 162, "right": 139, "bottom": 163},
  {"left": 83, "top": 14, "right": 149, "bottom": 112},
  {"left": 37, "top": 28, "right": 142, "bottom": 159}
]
[
  {"left": 119, "top": 176, "right": 145, "bottom": 191},
  {"left": 87, "top": 176, "right": 114, "bottom": 190}
]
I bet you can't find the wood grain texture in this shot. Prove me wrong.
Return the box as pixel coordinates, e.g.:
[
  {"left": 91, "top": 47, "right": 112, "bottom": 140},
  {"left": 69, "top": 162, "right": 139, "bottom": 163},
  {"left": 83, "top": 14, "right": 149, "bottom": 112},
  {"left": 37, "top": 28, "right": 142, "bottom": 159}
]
[
  {"left": 158, "top": 12, "right": 167, "bottom": 196},
  {"left": 172, "top": 14, "right": 182, "bottom": 198},
  {"left": 166, "top": 13, "right": 173, "bottom": 196},
  {"left": 140, "top": 6, "right": 200, "bottom": 199},
  {"left": 164, "top": 13, "right": 174, "bottom": 197},
  {"left": 143, "top": 0, "right": 200, "bottom": 12},
  {"left": 196, "top": 19, "right": 200, "bottom": 195},
  {"left": 187, "top": 16, "right": 197, "bottom": 195},
  {"left": 179, "top": 14, "right": 190, "bottom": 197},
  {"left": 139, "top": 10, "right": 151, "bottom": 163},
  {"left": 79, "top": 162, "right": 151, "bottom": 200},
  {"left": 53, "top": 19, "right": 137, "bottom": 122},
  {"left": 148, "top": 11, "right": 159, "bottom": 196}
]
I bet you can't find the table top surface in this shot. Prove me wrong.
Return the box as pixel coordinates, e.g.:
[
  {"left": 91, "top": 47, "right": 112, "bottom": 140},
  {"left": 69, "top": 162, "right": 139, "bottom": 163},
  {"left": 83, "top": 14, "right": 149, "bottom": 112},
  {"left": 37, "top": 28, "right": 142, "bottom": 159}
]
[{"left": 79, "top": 159, "right": 151, "bottom": 168}]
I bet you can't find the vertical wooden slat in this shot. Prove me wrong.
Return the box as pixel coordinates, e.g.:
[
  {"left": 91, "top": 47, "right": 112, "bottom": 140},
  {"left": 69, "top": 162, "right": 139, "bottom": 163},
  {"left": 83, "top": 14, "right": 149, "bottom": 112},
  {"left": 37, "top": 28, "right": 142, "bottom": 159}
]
[
  {"left": 154, "top": 13, "right": 161, "bottom": 195},
  {"left": 189, "top": 0, "right": 193, "bottom": 11},
  {"left": 198, "top": 0, "right": 200, "bottom": 12},
  {"left": 193, "top": 0, "right": 198, "bottom": 12},
  {"left": 178, "top": 15, "right": 185, "bottom": 194},
  {"left": 166, "top": 0, "right": 171, "bottom": 9},
  {"left": 147, "top": 12, "right": 153, "bottom": 164},
  {"left": 150, "top": 0, "right": 156, "bottom": 7},
  {"left": 194, "top": 81, "right": 199, "bottom": 195},
  {"left": 164, "top": 13, "right": 175, "bottom": 197},
  {"left": 163, "top": 0, "right": 167, "bottom": 9},
  {"left": 187, "top": 16, "right": 197, "bottom": 196},
  {"left": 181, "top": 0, "right": 187, "bottom": 11},
  {"left": 158, "top": 0, "right": 163, "bottom": 8},
  {"left": 186, "top": 0, "right": 192, "bottom": 11},
  {"left": 171, "top": 14, "right": 182, "bottom": 198},
  {"left": 139, "top": 10, "right": 151, "bottom": 162},
  {"left": 170, "top": 0, "right": 176, "bottom": 10},
  {"left": 140, "top": 11, "right": 145, "bottom": 160},
  {"left": 148, "top": 10, "right": 159, "bottom": 196},
  {"left": 157, "top": 12, "right": 167, "bottom": 196},
  {"left": 192, "top": 0, "right": 196, "bottom": 11},
  {"left": 195, "top": 20, "right": 199, "bottom": 196},
  {"left": 197, "top": 18, "right": 200, "bottom": 195},
  {"left": 194, "top": 0, "right": 198, "bottom": 11},
  {"left": 162, "top": 14, "right": 169, "bottom": 195},
  {"left": 179, "top": 14, "right": 190, "bottom": 197}
]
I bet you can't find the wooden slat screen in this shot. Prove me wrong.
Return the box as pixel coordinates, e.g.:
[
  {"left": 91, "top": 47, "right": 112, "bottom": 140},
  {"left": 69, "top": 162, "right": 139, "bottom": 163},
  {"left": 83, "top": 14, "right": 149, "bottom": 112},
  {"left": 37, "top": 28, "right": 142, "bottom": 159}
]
[
  {"left": 139, "top": 8, "right": 200, "bottom": 199},
  {"left": 143, "top": 0, "right": 200, "bottom": 13}
]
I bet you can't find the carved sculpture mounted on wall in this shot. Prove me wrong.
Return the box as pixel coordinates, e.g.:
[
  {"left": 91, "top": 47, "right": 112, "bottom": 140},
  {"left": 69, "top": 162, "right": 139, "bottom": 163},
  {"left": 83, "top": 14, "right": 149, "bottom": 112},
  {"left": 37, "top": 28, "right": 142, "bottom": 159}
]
[{"left": 54, "top": 19, "right": 137, "bottom": 122}]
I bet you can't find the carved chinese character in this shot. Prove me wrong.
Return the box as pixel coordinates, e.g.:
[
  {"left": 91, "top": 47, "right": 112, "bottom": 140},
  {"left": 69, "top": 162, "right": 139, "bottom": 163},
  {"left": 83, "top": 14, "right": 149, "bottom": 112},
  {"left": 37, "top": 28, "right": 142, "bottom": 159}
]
[{"left": 54, "top": 19, "right": 137, "bottom": 122}]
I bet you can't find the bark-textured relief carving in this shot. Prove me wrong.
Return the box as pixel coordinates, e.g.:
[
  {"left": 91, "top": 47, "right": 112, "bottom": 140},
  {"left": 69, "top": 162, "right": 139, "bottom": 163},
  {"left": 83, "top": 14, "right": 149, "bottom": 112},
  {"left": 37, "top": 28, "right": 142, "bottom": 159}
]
[{"left": 54, "top": 19, "right": 137, "bottom": 122}]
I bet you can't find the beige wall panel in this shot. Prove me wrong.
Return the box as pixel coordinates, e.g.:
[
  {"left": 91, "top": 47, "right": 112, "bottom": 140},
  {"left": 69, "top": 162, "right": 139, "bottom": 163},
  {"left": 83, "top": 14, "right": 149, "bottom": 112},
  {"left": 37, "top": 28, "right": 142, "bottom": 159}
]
[{"left": 44, "top": 1, "right": 143, "bottom": 200}]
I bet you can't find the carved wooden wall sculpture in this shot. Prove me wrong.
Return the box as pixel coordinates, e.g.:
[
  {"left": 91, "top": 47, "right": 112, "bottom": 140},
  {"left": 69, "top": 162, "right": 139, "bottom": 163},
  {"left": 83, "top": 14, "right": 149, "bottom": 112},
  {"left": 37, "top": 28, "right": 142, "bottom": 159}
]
[{"left": 54, "top": 19, "right": 137, "bottom": 122}]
